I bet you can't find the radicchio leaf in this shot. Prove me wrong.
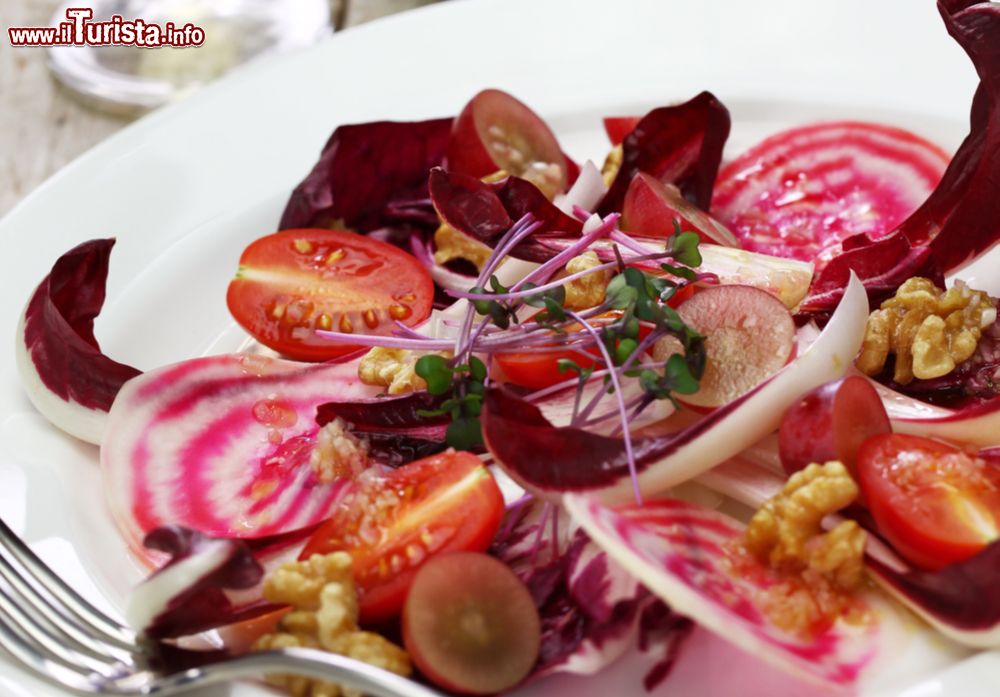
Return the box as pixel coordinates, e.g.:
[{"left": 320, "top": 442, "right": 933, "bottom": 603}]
[
  {"left": 279, "top": 118, "right": 453, "bottom": 233},
  {"left": 798, "top": 231, "right": 942, "bottom": 315},
  {"left": 428, "top": 168, "right": 582, "bottom": 256},
  {"left": 867, "top": 539, "right": 1000, "bottom": 647},
  {"left": 127, "top": 525, "right": 281, "bottom": 639},
  {"left": 490, "top": 499, "right": 689, "bottom": 685},
  {"left": 316, "top": 391, "right": 449, "bottom": 466},
  {"left": 599, "top": 91, "right": 731, "bottom": 215},
  {"left": 17, "top": 238, "right": 141, "bottom": 444},
  {"left": 801, "top": 0, "right": 1000, "bottom": 313}
]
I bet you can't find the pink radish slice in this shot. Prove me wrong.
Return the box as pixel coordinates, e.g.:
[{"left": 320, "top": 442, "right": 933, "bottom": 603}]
[
  {"left": 535, "top": 235, "right": 814, "bottom": 309},
  {"left": 564, "top": 495, "right": 894, "bottom": 689},
  {"left": 101, "top": 354, "right": 382, "bottom": 558},
  {"left": 622, "top": 173, "right": 740, "bottom": 246},
  {"left": 711, "top": 122, "right": 949, "bottom": 268},
  {"left": 657, "top": 285, "right": 795, "bottom": 408}
]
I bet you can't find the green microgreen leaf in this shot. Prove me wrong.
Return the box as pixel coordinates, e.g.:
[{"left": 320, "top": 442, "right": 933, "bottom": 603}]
[
  {"left": 415, "top": 354, "right": 454, "bottom": 395},
  {"left": 468, "top": 355, "right": 488, "bottom": 382},
  {"left": 670, "top": 229, "right": 702, "bottom": 268},
  {"left": 660, "top": 262, "right": 698, "bottom": 282},
  {"left": 665, "top": 353, "right": 700, "bottom": 394},
  {"left": 614, "top": 338, "right": 638, "bottom": 365}
]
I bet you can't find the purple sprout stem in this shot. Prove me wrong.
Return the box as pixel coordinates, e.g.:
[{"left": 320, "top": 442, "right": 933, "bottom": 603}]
[
  {"left": 315, "top": 331, "right": 455, "bottom": 351},
  {"left": 446, "top": 251, "right": 675, "bottom": 303},
  {"left": 511, "top": 213, "right": 620, "bottom": 292},
  {"left": 609, "top": 229, "right": 659, "bottom": 257},
  {"left": 571, "top": 205, "right": 592, "bottom": 222},
  {"left": 566, "top": 309, "right": 642, "bottom": 505},
  {"left": 453, "top": 215, "right": 543, "bottom": 360}
]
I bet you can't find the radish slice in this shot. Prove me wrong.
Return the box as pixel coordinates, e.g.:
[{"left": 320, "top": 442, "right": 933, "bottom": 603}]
[
  {"left": 535, "top": 236, "right": 813, "bottom": 309},
  {"left": 482, "top": 275, "right": 868, "bottom": 503},
  {"left": 101, "top": 354, "right": 382, "bottom": 557},
  {"left": 711, "top": 122, "right": 949, "bottom": 269},
  {"left": 657, "top": 285, "right": 795, "bottom": 408},
  {"left": 564, "top": 495, "right": 898, "bottom": 689}
]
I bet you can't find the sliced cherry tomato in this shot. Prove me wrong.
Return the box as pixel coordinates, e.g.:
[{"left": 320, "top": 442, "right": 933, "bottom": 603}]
[
  {"left": 603, "top": 116, "right": 642, "bottom": 146},
  {"left": 711, "top": 122, "right": 950, "bottom": 268},
  {"left": 403, "top": 552, "right": 541, "bottom": 695},
  {"left": 857, "top": 433, "right": 1000, "bottom": 571},
  {"left": 493, "top": 312, "right": 653, "bottom": 390},
  {"left": 227, "top": 229, "right": 433, "bottom": 361},
  {"left": 447, "top": 89, "right": 568, "bottom": 197},
  {"left": 300, "top": 451, "right": 504, "bottom": 623}
]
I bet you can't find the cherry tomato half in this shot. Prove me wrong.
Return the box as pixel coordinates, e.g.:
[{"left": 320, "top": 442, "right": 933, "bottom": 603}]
[
  {"left": 227, "top": 228, "right": 434, "bottom": 361},
  {"left": 857, "top": 433, "right": 1000, "bottom": 571},
  {"left": 493, "top": 311, "right": 656, "bottom": 390},
  {"left": 299, "top": 451, "right": 504, "bottom": 623}
]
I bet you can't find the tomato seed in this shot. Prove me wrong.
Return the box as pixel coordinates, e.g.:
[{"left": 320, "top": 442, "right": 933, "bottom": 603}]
[
  {"left": 339, "top": 315, "right": 354, "bottom": 333},
  {"left": 292, "top": 239, "right": 314, "bottom": 254},
  {"left": 363, "top": 309, "right": 380, "bottom": 328},
  {"left": 389, "top": 304, "right": 412, "bottom": 320}
]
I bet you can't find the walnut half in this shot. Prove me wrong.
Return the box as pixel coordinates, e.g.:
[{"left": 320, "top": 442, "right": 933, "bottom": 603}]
[
  {"left": 744, "top": 460, "right": 866, "bottom": 591},
  {"left": 857, "top": 277, "right": 996, "bottom": 384},
  {"left": 254, "top": 553, "right": 411, "bottom": 697}
]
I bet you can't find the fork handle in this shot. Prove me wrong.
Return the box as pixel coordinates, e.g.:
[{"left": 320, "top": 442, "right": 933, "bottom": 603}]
[{"left": 151, "top": 647, "right": 444, "bottom": 697}]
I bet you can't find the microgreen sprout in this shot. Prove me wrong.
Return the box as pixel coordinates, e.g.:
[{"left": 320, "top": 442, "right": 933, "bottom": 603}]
[
  {"left": 415, "top": 354, "right": 488, "bottom": 450},
  {"left": 313, "top": 211, "right": 709, "bottom": 502}
]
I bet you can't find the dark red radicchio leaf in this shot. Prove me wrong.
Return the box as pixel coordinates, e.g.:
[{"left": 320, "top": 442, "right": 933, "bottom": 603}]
[
  {"left": 279, "top": 118, "right": 453, "bottom": 233},
  {"left": 801, "top": 0, "right": 1000, "bottom": 313},
  {"left": 133, "top": 525, "right": 284, "bottom": 640},
  {"left": 797, "top": 231, "right": 943, "bottom": 317},
  {"left": 489, "top": 499, "right": 690, "bottom": 685},
  {"left": 867, "top": 537, "right": 1000, "bottom": 644},
  {"left": 598, "top": 91, "right": 731, "bottom": 215},
  {"left": 18, "top": 238, "right": 141, "bottom": 442},
  {"left": 316, "top": 391, "right": 450, "bottom": 467},
  {"left": 428, "top": 167, "right": 583, "bottom": 253}
]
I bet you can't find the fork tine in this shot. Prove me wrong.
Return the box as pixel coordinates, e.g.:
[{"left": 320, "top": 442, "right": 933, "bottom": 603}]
[
  {"left": 0, "top": 518, "right": 138, "bottom": 651},
  {"left": 0, "top": 576, "right": 126, "bottom": 677},
  {"left": 0, "top": 614, "right": 103, "bottom": 695},
  {"left": 0, "top": 551, "right": 136, "bottom": 664}
]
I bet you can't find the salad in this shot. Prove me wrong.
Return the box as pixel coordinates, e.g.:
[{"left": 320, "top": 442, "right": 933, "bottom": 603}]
[{"left": 14, "top": 0, "right": 1000, "bottom": 694}]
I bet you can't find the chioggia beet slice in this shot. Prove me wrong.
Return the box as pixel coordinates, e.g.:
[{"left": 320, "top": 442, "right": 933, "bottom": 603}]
[
  {"left": 564, "top": 495, "right": 904, "bottom": 689},
  {"left": 101, "top": 353, "right": 382, "bottom": 558}
]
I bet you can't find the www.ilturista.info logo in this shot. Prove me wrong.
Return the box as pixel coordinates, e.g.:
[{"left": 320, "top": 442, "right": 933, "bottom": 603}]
[{"left": 8, "top": 8, "right": 205, "bottom": 48}]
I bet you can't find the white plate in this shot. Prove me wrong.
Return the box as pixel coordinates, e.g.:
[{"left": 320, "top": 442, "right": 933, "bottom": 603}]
[{"left": 2, "top": 0, "right": 999, "bottom": 694}]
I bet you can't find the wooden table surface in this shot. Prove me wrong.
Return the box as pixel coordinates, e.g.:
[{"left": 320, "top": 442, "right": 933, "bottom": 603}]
[{"left": 0, "top": 0, "right": 433, "bottom": 218}]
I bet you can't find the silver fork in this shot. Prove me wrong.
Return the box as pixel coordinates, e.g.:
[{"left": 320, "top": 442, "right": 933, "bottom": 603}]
[{"left": 0, "top": 517, "right": 441, "bottom": 697}]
